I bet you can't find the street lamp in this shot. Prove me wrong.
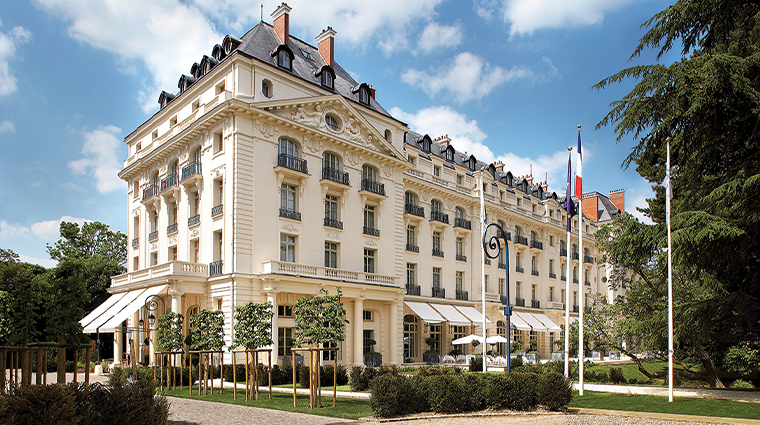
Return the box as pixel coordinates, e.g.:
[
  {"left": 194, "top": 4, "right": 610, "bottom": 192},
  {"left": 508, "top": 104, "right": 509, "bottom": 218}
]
[
  {"left": 144, "top": 295, "right": 166, "bottom": 330},
  {"left": 482, "top": 221, "right": 511, "bottom": 373}
]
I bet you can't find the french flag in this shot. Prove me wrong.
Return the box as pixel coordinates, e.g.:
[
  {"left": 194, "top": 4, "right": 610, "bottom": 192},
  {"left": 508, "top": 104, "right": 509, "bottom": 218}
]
[{"left": 575, "top": 126, "right": 582, "bottom": 200}]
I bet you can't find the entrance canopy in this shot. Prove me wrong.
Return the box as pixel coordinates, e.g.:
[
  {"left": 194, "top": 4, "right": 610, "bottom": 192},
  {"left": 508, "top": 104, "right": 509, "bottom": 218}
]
[
  {"left": 430, "top": 304, "right": 470, "bottom": 326},
  {"left": 82, "top": 284, "right": 167, "bottom": 333},
  {"left": 404, "top": 301, "right": 445, "bottom": 324}
]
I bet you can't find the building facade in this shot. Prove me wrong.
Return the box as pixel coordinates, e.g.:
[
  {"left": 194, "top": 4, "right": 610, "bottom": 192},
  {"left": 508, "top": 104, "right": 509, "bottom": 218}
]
[{"left": 81, "top": 4, "right": 610, "bottom": 367}]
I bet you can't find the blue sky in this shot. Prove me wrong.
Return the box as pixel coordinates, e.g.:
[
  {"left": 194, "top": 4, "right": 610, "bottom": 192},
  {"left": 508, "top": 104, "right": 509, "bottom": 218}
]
[{"left": 0, "top": 0, "right": 676, "bottom": 267}]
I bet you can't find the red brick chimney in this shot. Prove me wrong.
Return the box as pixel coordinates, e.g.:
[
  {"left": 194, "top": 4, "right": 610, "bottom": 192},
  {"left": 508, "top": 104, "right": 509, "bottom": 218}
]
[
  {"left": 582, "top": 193, "right": 600, "bottom": 222},
  {"left": 439, "top": 134, "right": 451, "bottom": 146},
  {"left": 494, "top": 161, "right": 504, "bottom": 172},
  {"left": 369, "top": 85, "right": 376, "bottom": 99},
  {"left": 272, "top": 3, "right": 292, "bottom": 45},
  {"left": 316, "top": 27, "right": 336, "bottom": 68},
  {"left": 609, "top": 189, "right": 625, "bottom": 212}
]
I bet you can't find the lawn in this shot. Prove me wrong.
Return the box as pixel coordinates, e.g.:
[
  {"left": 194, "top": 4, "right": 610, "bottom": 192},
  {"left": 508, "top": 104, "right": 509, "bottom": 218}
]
[
  {"left": 568, "top": 390, "right": 760, "bottom": 420},
  {"left": 579, "top": 360, "right": 709, "bottom": 387},
  {"left": 161, "top": 387, "right": 373, "bottom": 420}
]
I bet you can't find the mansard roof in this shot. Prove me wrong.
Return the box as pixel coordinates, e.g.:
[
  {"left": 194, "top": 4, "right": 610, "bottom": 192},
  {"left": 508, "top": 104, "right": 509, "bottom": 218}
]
[
  {"left": 404, "top": 130, "right": 557, "bottom": 201},
  {"left": 158, "top": 21, "right": 392, "bottom": 119}
]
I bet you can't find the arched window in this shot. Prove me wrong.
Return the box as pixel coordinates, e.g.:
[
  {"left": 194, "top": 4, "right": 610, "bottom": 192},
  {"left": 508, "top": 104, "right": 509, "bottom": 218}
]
[
  {"left": 455, "top": 207, "right": 465, "bottom": 220},
  {"left": 469, "top": 156, "right": 476, "bottom": 171},
  {"left": 152, "top": 171, "right": 159, "bottom": 186},
  {"left": 323, "top": 152, "right": 340, "bottom": 170},
  {"left": 325, "top": 114, "right": 340, "bottom": 131},
  {"left": 359, "top": 86, "right": 370, "bottom": 105},
  {"left": 279, "top": 137, "right": 299, "bottom": 158},
  {"left": 262, "top": 79, "right": 273, "bottom": 98},
  {"left": 192, "top": 147, "right": 201, "bottom": 164},
  {"left": 515, "top": 225, "right": 522, "bottom": 237},
  {"left": 421, "top": 136, "right": 431, "bottom": 152},
  {"left": 530, "top": 230, "right": 538, "bottom": 242},
  {"left": 405, "top": 191, "right": 418, "bottom": 206},
  {"left": 445, "top": 147, "right": 454, "bottom": 162},
  {"left": 506, "top": 172, "right": 513, "bottom": 186},
  {"left": 572, "top": 243, "right": 578, "bottom": 255},
  {"left": 321, "top": 70, "right": 334, "bottom": 89},
  {"left": 384, "top": 129, "right": 392, "bottom": 142},
  {"left": 431, "top": 199, "right": 443, "bottom": 213},
  {"left": 362, "top": 164, "right": 377, "bottom": 182},
  {"left": 170, "top": 160, "right": 178, "bottom": 177},
  {"left": 277, "top": 49, "right": 291, "bottom": 70}
]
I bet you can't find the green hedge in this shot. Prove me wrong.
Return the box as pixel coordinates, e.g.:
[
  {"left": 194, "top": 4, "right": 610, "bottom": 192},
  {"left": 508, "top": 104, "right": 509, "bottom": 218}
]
[
  {"left": 0, "top": 380, "right": 168, "bottom": 425},
  {"left": 369, "top": 371, "right": 572, "bottom": 418}
]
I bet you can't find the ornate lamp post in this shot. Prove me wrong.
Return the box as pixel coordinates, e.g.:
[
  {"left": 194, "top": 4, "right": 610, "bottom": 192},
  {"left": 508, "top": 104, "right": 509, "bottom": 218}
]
[
  {"left": 144, "top": 295, "right": 166, "bottom": 365},
  {"left": 482, "top": 222, "right": 511, "bottom": 373}
]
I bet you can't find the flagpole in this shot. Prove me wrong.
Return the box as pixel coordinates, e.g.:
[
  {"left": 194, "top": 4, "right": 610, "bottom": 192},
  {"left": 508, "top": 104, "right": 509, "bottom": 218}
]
[
  {"left": 564, "top": 146, "right": 572, "bottom": 378},
  {"left": 576, "top": 124, "right": 584, "bottom": 396},
  {"left": 667, "top": 140, "right": 673, "bottom": 402},
  {"left": 479, "top": 170, "right": 487, "bottom": 373}
]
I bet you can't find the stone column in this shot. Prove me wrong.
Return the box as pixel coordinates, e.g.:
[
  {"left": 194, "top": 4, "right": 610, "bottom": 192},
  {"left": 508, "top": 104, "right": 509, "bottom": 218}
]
[
  {"left": 266, "top": 290, "right": 279, "bottom": 364},
  {"left": 113, "top": 328, "right": 123, "bottom": 367},
  {"left": 353, "top": 298, "right": 364, "bottom": 366},
  {"left": 389, "top": 300, "right": 399, "bottom": 364}
]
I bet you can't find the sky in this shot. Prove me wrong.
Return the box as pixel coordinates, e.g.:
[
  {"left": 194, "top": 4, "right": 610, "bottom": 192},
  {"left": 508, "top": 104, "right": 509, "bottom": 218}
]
[{"left": 0, "top": 0, "right": 678, "bottom": 267}]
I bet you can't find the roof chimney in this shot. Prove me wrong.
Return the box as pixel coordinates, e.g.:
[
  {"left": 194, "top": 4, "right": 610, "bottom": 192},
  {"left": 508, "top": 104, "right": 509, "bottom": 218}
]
[
  {"left": 609, "top": 189, "right": 625, "bottom": 213},
  {"left": 316, "top": 27, "right": 336, "bottom": 68},
  {"left": 369, "top": 85, "right": 376, "bottom": 99},
  {"left": 271, "top": 3, "right": 292, "bottom": 45},
  {"left": 439, "top": 134, "right": 451, "bottom": 146},
  {"left": 494, "top": 161, "right": 504, "bottom": 172}
]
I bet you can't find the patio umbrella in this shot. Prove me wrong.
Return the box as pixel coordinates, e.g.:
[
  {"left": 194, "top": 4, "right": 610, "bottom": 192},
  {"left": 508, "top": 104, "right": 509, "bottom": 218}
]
[
  {"left": 486, "top": 335, "right": 508, "bottom": 344},
  {"left": 451, "top": 334, "right": 484, "bottom": 345}
]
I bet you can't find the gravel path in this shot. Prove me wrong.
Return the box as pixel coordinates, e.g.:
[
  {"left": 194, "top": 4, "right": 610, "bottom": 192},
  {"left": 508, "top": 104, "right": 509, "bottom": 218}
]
[{"left": 166, "top": 396, "right": 353, "bottom": 425}]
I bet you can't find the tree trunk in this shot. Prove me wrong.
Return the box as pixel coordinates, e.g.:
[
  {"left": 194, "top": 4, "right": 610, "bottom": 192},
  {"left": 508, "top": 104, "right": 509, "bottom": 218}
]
[
  {"left": 57, "top": 336, "right": 66, "bottom": 384},
  {"left": 693, "top": 342, "right": 725, "bottom": 388}
]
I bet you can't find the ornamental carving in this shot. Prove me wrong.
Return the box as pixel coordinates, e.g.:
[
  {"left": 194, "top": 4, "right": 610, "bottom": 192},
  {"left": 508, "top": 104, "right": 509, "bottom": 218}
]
[
  {"left": 150, "top": 243, "right": 158, "bottom": 252},
  {"left": 304, "top": 137, "right": 323, "bottom": 153},
  {"left": 290, "top": 105, "right": 323, "bottom": 128},
  {"left": 281, "top": 224, "right": 299, "bottom": 233},
  {"left": 365, "top": 239, "right": 378, "bottom": 247},
  {"left": 325, "top": 230, "right": 341, "bottom": 241},
  {"left": 345, "top": 150, "right": 360, "bottom": 166},
  {"left": 419, "top": 189, "right": 430, "bottom": 203},
  {"left": 258, "top": 120, "right": 277, "bottom": 138},
  {"left": 445, "top": 198, "right": 453, "bottom": 211},
  {"left": 380, "top": 163, "right": 392, "bottom": 178},
  {"left": 191, "top": 229, "right": 199, "bottom": 237},
  {"left": 168, "top": 234, "right": 177, "bottom": 246}
]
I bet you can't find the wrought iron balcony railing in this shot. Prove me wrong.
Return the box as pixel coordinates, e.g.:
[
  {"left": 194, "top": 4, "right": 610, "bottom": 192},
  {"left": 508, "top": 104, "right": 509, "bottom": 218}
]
[
  {"left": 181, "top": 161, "right": 201, "bottom": 181},
  {"left": 456, "top": 290, "right": 469, "bottom": 301},
  {"left": 530, "top": 239, "right": 543, "bottom": 250},
  {"left": 432, "top": 248, "right": 444, "bottom": 258},
  {"left": 515, "top": 235, "right": 528, "bottom": 245},
  {"left": 209, "top": 260, "right": 223, "bottom": 277},
  {"left": 531, "top": 299, "right": 541, "bottom": 309},
  {"left": 160, "top": 173, "right": 178, "bottom": 192},
  {"left": 211, "top": 204, "right": 223, "bottom": 216},
  {"left": 516, "top": 298, "right": 525, "bottom": 307},
  {"left": 406, "top": 244, "right": 419, "bottom": 253},
  {"left": 188, "top": 214, "right": 200, "bottom": 226},
  {"left": 361, "top": 179, "right": 385, "bottom": 196},
  {"left": 277, "top": 154, "right": 308, "bottom": 174},
  {"left": 456, "top": 254, "right": 467, "bottom": 262},
  {"left": 432, "top": 287, "right": 445, "bottom": 298},
  {"left": 404, "top": 203, "right": 425, "bottom": 218},
  {"left": 322, "top": 167, "right": 350, "bottom": 185},
  {"left": 167, "top": 223, "right": 178, "bottom": 234},
  {"left": 279, "top": 208, "right": 301, "bottom": 221},
  {"left": 430, "top": 210, "right": 449, "bottom": 224},
  {"left": 406, "top": 284, "right": 421, "bottom": 296},
  {"left": 363, "top": 226, "right": 379, "bottom": 237},
  {"left": 454, "top": 217, "right": 471, "bottom": 230},
  {"left": 324, "top": 217, "right": 343, "bottom": 229}
]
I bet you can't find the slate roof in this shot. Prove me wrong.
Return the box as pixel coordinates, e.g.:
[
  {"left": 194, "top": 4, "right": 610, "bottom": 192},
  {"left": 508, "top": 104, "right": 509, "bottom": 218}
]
[
  {"left": 404, "top": 130, "right": 558, "bottom": 201},
  {"left": 159, "top": 21, "right": 393, "bottom": 119}
]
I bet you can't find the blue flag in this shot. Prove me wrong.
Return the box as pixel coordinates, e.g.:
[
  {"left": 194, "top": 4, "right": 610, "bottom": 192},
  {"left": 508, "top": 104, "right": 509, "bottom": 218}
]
[{"left": 565, "top": 154, "right": 576, "bottom": 232}]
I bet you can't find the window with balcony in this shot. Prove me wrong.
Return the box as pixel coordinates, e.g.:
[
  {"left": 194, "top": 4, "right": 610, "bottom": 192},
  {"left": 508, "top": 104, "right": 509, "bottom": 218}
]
[
  {"left": 406, "top": 225, "right": 418, "bottom": 252},
  {"left": 169, "top": 246, "right": 177, "bottom": 261},
  {"left": 280, "top": 183, "right": 300, "bottom": 221},
  {"left": 531, "top": 256, "right": 539, "bottom": 276},
  {"left": 280, "top": 234, "right": 295, "bottom": 263},
  {"left": 278, "top": 137, "right": 307, "bottom": 173},
  {"left": 361, "top": 164, "right": 384, "bottom": 196},
  {"left": 455, "top": 237, "right": 465, "bottom": 261},
  {"left": 322, "top": 152, "right": 348, "bottom": 185},
  {"left": 325, "top": 242, "right": 338, "bottom": 268},
  {"left": 363, "top": 204, "right": 378, "bottom": 236},
  {"left": 516, "top": 281, "right": 522, "bottom": 305},
  {"left": 430, "top": 199, "right": 448, "bottom": 223},
  {"left": 432, "top": 231, "right": 443, "bottom": 257},
  {"left": 549, "top": 259, "right": 555, "bottom": 278},
  {"left": 456, "top": 271, "right": 464, "bottom": 292},
  {"left": 516, "top": 252, "right": 523, "bottom": 273},
  {"left": 549, "top": 286, "right": 555, "bottom": 302},
  {"left": 432, "top": 267, "right": 443, "bottom": 297},
  {"left": 406, "top": 263, "right": 417, "bottom": 289},
  {"left": 364, "top": 248, "right": 375, "bottom": 274},
  {"left": 454, "top": 207, "right": 470, "bottom": 229},
  {"left": 324, "top": 194, "right": 342, "bottom": 229},
  {"left": 404, "top": 191, "right": 424, "bottom": 217},
  {"left": 212, "top": 178, "right": 223, "bottom": 217}
]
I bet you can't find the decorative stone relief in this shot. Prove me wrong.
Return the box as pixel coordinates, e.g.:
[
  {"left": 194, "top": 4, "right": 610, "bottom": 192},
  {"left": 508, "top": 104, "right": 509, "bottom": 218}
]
[
  {"left": 150, "top": 243, "right": 158, "bottom": 252},
  {"left": 168, "top": 234, "right": 177, "bottom": 246},
  {"left": 444, "top": 198, "right": 453, "bottom": 211},
  {"left": 380, "top": 163, "right": 392, "bottom": 178},
  {"left": 325, "top": 230, "right": 341, "bottom": 240},
  {"left": 365, "top": 239, "right": 378, "bottom": 247},
  {"left": 289, "top": 105, "right": 323, "bottom": 128},
  {"left": 345, "top": 150, "right": 360, "bottom": 166},
  {"left": 258, "top": 120, "right": 277, "bottom": 138},
  {"left": 281, "top": 223, "right": 299, "bottom": 233},
  {"left": 419, "top": 189, "right": 430, "bottom": 203},
  {"left": 191, "top": 229, "right": 199, "bottom": 237},
  {"left": 304, "top": 137, "right": 323, "bottom": 153},
  {"left": 213, "top": 165, "right": 225, "bottom": 178}
]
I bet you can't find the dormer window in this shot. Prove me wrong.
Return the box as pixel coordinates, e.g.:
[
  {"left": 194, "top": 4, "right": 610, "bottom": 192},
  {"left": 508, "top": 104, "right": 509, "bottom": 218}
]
[
  {"left": 272, "top": 45, "right": 294, "bottom": 71},
  {"left": 321, "top": 71, "right": 333, "bottom": 89},
  {"left": 468, "top": 156, "right": 476, "bottom": 171},
  {"left": 359, "top": 86, "right": 369, "bottom": 105},
  {"left": 316, "top": 65, "right": 335, "bottom": 90},
  {"left": 421, "top": 136, "right": 431, "bottom": 153},
  {"left": 445, "top": 147, "right": 454, "bottom": 162}
]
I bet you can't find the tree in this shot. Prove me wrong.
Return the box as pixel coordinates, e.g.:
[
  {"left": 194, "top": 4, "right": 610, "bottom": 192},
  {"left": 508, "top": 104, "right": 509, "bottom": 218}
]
[
  {"left": 47, "top": 221, "right": 127, "bottom": 312},
  {"left": 230, "top": 302, "right": 273, "bottom": 350},
  {"left": 0, "top": 249, "right": 48, "bottom": 346},
  {"left": 156, "top": 312, "right": 184, "bottom": 352},
  {"left": 189, "top": 310, "right": 225, "bottom": 351},
  {"left": 594, "top": 0, "right": 760, "bottom": 387}
]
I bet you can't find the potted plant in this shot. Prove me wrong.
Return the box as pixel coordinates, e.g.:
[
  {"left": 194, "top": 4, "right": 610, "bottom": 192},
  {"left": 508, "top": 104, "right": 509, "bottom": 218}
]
[
  {"left": 551, "top": 338, "right": 565, "bottom": 362},
  {"left": 422, "top": 336, "right": 439, "bottom": 364},
  {"left": 510, "top": 338, "right": 524, "bottom": 356},
  {"left": 363, "top": 339, "right": 382, "bottom": 367}
]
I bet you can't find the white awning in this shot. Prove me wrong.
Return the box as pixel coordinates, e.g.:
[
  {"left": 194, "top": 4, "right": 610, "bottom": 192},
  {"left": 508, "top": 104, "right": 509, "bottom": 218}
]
[
  {"left": 505, "top": 311, "right": 531, "bottom": 331},
  {"left": 429, "top": 304, "right": 470, "bottom": 326},
  {"left": 404, "top": 301, "right": 445, "bottom": 324},
  {"left": 532, "top": 313, "right": 562, "bottom": 331},
  {"left": 80, "top": 293, "right": 126, "bottom": 333},
  {"left": 83, "top": 288, "right": 146, "bottom": 333},
  {"left": 455, "top": 306, "right": 492, "bottom": 324},
  {"left": 516, "top": 311, "right": 548, "bottom": 331},
  {"left": 96, "top": 285, "right": 168, "bottom": 333},
  {"left": 568, "top": 316, "right": 578, "bottom": 324}
]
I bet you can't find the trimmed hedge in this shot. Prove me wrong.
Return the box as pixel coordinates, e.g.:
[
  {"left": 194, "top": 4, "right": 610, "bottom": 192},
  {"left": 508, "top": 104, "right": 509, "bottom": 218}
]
[
  {"left": 369, "top": 371, "right": 572, "bottom": 418},
  {"left": 0, "top": 380, "right": 168, "bottom": 425}
]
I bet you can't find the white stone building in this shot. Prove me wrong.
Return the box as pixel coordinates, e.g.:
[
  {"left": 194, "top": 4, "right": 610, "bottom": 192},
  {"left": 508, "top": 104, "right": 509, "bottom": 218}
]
[{"left": 80, "top": 3, "right": 608, "bottom": 367}]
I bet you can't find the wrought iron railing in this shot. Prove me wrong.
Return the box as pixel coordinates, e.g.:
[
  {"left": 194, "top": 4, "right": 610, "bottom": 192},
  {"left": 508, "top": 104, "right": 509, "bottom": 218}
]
[
  {"left": 188, "top": 214, "right": 200, "bottom": 226},
  {"left": 404, "top": 203, "right": 425, "bottom": 217},
  {"left": 454, "top": 217, "right": 471, "bottom": 230},
  {"left": 322, "top": 167, "right": 349, "bottom": 185},
  {"left": 432, "top": 248, "right": 444, "bottom": 258},
  {"left": 406, "top": 244, "right": 419, "bottom": 253},
  {"left": 324, "top": 217, "right": 343, "bottom": 229},
  {"left": 277, "top": 154, "right": 308, "bottom": 174},
  {"left": 361, "top": 179, "right": 385, "bottom": 196},
  {"left": 456, "top": 290, "right": 468, "bottom": 301},
  {"left": 432, "top": 287, "right": 445, "bottom": 298},
  {"left": 363, "top": 226, "right": 379, "bottom": 237},
  {"left": 181, "top": 161, "right": 202, "bottom": 181},
  {"left": 211, "top": 204, "right": 223, "bottom": 216},
  {"left": 209, "top": 260, "right": 223, "bottom": 277},
  {"left": 406, "top": 284, "right": 421, "bottom": 296},
  {"left": 456, "top": 254, "right": 467, "bottom": 262},
  {"left": 279, "top": 208, "right": 301, "bottom": 221},
  {"left": 430, "top": 210, "right": 449, "bottom": 224}
]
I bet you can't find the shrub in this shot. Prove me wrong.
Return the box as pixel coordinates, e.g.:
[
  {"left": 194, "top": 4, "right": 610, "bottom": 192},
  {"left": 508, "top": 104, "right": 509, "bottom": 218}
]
[
  {"left": 377, "top": 364, "right": 399, "bottom": 377},
  {"left": 609, "top": 367, "right": 626, "bottom": 385},
  {"left": 538, "top": 372, "right": 573, "bottom": 411},
  {"left": 509, "top": 372, "right": 539, "bottom": 410},
  {"left": 109, "top": 366, "right": 157, "bottom": 386},
  {"left": 222, "top": 363, "right": 247, "bottom": 383},
  {"left": 427, "top": 375, "right": 468, "bottom": 413},
  {"left": 369, "top": 374, "right": 405, "bottom": 417},
  {"left": 321, "top": 364, "right": 348, "bottom": 387},
  {"left": 510, "top": 356, "right": 523, "bottom": 370},
  {"left": 416, "top": 366, "right": 443, "bottom": 377},
  {"left": 730, "top": 379, "right": 755, "bottom": 389},
  {"left": 469, "top": 356, "right": 483, "bottom": 372}
]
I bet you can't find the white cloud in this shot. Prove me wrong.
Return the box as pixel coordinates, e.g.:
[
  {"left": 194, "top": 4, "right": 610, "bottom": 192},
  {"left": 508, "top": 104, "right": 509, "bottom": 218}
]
[
  {"left": 473, "top": 0, "right": 501, "bottom": 21},
  {"left": 30, "top": 216, "right": 91, "bottom": 240},
  {"left": 390, "top": 105, "right": 572, "bottom": 191},
  {"left": 17, "top": 254, "right": 57, "bottom": 268},
  {"left": 62, "top": 182, "right": 84, "bottom": 191},
  {"left": 401, "top": 52, "right": 554, "bottom": 102},
  {"left": 34, "top": 0, "right": 222, "bottom": 112},
  {"left": 0, "top": 120, "right": 14, "bottom": 133},
  {"left": 0, "top": 21, "right": 32, "bottom": 96},
  {"left": 418, "top": 22, "right": 463, "bottom": 54},
  {"left": 0, "top": 221, "right": 30, "bottom": 238},
  {"left": 625, "top": 184, "right": 654, "bottom": 225},
  {"left": 68, "top": 125, "right": 125, "bottom": 193},
  {"left": 500, "top": 0, "right": 635, "bottom": 36}
]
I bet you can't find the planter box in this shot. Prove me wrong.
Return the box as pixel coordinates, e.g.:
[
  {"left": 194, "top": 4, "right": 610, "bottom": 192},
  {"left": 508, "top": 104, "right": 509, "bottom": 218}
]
[
  {"left": 551, "top": 352, "right": 564, "bottom": 362},
  {"left": 525, "top": 353, "right": 540, "bottom": 364},
  {"left": 364, "top": 353, "right": 382, "bottom": 367},
  {"left": 609, "top": 351, "right": 620, "bottom": 360},
  {"left": 592, "top": 351, "right": 602, "bottom": 361},
  {"left": 422, "top": 352, "right": 440, "bottom": 365},
  {"left": 465, "top": 354, "right": 482, "bottom": 366}
]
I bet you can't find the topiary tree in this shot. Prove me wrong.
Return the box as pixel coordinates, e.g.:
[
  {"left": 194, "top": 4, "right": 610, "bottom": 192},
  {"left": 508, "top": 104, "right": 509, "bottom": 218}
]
[
  {"left": 293, "top": 288, "right": 346, "bottom": 408},
  {"left": 156, "top": 312, "right": 184, "bottom": 352},
  {"left": 230, "top": 301, "right": 273, "bottom": 350},
  {"left": 471, "top": 340, "right": 481, "bottom": 355},
  {"left": 189, "top": 310, "right": 225, "bottom": 351}
]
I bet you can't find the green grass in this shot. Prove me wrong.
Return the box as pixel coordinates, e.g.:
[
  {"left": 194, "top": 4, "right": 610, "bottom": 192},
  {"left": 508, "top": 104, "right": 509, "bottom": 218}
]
[
  {"left": 581, "top": 361, "right": 708, "bottom": 387},
  {"left": 270, "top": 383, "right": 354, "bottom": 392},
  {"left": 569, "top": 391, "right": 760, "bottom": 420},
  {"left": 161, "top": 388, "right": 373, "bottom": 420}
]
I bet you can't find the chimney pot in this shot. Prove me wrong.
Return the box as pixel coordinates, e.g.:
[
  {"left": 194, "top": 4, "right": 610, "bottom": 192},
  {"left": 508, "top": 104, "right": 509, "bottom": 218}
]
[
  {"left": 272, "top": 3, "right": 292, "bottom": 45},
  {"left": 316, "top": 26, "right": 337, "bottom": 68}
]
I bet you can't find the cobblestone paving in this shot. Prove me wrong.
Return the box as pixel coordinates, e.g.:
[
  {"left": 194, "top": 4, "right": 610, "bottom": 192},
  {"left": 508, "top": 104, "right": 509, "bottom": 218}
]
[{"left": 166, "top": 396, "right": 353, "bottom": 425}]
